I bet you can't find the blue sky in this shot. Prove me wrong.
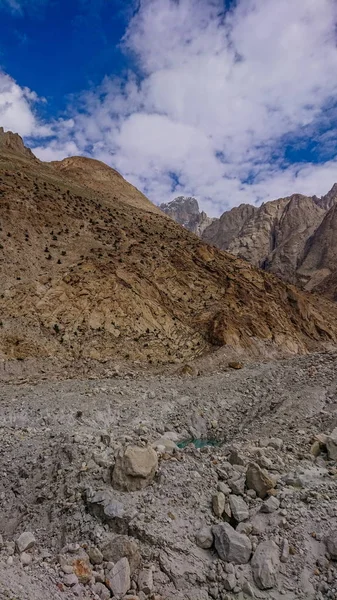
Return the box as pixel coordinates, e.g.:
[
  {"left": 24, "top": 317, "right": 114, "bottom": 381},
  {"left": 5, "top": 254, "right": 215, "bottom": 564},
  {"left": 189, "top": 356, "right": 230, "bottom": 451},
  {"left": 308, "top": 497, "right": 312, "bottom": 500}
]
[
  {"left": 1, "top": 0, "right": 337, "bottom": 215},
  {"left": 0, "top": 0, "right": 133, "bottom": 116}
]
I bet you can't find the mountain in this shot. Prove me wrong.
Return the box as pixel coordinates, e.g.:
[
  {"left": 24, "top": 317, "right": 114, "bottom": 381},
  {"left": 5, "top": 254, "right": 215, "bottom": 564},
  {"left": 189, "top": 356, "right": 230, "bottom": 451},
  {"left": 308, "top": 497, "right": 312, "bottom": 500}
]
[
  {"left": 162, "top": 187, "right": 337, "bottom": 296},
  {"left": 51, "top": 156, "right": 163, "bottom": 215},
  {"left": 2, "top": 128, "right": 337, "bottom": 363},
  {"left": 160, "top": 196, "right": 215, "bottom": 235},
  {"left": 298, "top": 203, "right": 337, "bottom": 299}
]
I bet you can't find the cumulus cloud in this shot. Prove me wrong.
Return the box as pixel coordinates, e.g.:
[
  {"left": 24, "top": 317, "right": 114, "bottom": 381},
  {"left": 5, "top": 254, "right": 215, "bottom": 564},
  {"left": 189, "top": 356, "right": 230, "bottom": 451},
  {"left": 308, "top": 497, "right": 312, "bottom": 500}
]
[
  {"left": 4, "top": 0, "right": 337, "bottom": 214},
  {"left": 0, "top": 71, "right": 51, "bottom": 137}
]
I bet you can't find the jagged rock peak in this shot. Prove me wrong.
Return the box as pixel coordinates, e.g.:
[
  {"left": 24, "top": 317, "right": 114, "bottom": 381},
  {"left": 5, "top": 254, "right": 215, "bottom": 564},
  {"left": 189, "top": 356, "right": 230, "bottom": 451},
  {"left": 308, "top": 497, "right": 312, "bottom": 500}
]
[
  {"left": 160, "top": 196, "right": 200, "bottom": 216},
  {"left": 0, "top": 127, "right": 37, "bottom": 160},
  {"left": 160, "top": 195, "right": 215, "bottom": 235},
  {"left": 315, "top": 183, "right": 337, "bottom": 210}
]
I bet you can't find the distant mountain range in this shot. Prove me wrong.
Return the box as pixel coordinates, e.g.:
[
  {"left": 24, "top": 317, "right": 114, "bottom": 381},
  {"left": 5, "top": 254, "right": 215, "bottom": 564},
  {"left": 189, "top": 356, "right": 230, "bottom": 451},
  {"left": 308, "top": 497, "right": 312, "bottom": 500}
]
[{"left": 160, "top": 186, "right": 337, "bottom": 300}]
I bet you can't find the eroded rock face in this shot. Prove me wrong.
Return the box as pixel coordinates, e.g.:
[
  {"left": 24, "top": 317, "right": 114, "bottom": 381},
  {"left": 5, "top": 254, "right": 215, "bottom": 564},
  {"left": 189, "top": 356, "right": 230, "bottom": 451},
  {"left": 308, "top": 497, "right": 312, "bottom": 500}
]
[
  {"left": 251, "top": 540, "right": 280, "bottom": 590},
  {"left": 212, "top": 523, "right": 252, "bottom": 564},
  {"left": 112, "top": 446, "right": 158, "bottom": 491}
]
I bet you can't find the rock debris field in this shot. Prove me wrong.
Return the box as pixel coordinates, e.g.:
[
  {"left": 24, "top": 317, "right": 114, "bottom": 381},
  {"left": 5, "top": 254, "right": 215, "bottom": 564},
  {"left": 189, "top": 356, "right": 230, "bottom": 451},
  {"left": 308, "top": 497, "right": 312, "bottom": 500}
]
[{"left": 1, "top": 352, "right": 337, "bottom": 600}]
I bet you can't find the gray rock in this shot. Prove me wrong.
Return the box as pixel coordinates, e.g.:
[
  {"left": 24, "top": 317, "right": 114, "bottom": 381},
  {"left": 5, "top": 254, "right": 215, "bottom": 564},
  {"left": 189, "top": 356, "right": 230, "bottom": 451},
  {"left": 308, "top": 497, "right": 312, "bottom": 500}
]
[
  {"left": 246, "top": 489, "right": 257, "bottom": 499},
  {"left": 138, "top": 568, "right": 153, "bottom": 594},
  {"left": 88, "top": 546, "right": 103, "bottom": 565},
  {"left": 6, "top": 541, "right": 15, "bottom": 556},
  {"left": 101, "top": 535, "right": 141, "bottom": 574},
  {"left": 63, "top": 573, "right": 79, "bottom": 587},
  {"left": 267, "top": 438, "right": 283, "bottom": 451},
  {"left": 93, "top": 582, "right": 111, "bottom": 599},
  {"left": 218, "top": 482, "right": 231, "bottom": 495},
  {"left": 251, "top": 540, "right": 280, "bottom": 590},
  {"left": 326, "top": 428, "right": 337, "bottom": 461},
  {"left": 236, "top": 522, "right": 253, "bottom": 535},
  {"left": 152, "top": 436, "right": 177, "bottom": 453},
  {"left": 228, "top": 476, "right": 245, "bottom": 496},
  {"left": 242, "top": 581, "right": 256, "bottom": 597},
  {"left": 212, "top": 491, "right": 226, "bottom": 517},
  {"left": 228, "top": 449, "right": 245, "bottom": 466},
  {"left": 229, "top": 495, "right": 249, "bottom": 522},
  {"left": 325, "top": 530, "right": 337, "bottom": 559},
  {"left": 196, "top": 526, "right": 214, "bottom": 549},
  {"left": 212, "top": 523, "right": 252, "bottom": 564},
  {"left": 223, "top": 573, "right": 236, "bottom": 591},
  {"left": 260, "top": 496, "right": 280, "bottom": 513},
  {"left": 20, "top": 552, "right": 32, "bottom": 566},
  {"left": 112, "top": 446, "right": 158, "bottom": 491},
  {"left": 61, "top": 565, "right": 74, "bottom": 574},
  {"left": 16, "top": 532, "right": 36, "bottom": 554},
  {"left": 246, "top": 463, "right": 274, "bottom": 499},
  {"left": 280, "top": 538, "right": 289, "bottom": 563},
  {"left": 106, "top": 557, "right": 131, "bottom": 598}
]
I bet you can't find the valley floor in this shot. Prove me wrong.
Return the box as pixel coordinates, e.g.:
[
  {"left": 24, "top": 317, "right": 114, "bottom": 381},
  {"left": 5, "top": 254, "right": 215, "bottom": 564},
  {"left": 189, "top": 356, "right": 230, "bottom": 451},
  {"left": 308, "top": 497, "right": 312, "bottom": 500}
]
[{"left": 0, "top": 352, "right": 337, "bottom": 599}]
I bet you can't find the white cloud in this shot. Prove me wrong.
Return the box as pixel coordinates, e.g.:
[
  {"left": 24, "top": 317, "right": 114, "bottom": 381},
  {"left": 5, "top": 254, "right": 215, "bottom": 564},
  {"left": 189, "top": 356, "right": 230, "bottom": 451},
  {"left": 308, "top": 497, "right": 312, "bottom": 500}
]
[
  {"left": 3, "top": 0, "right": 337, "bottom": 214},
  {"left": 0, "top": 71, "right": 51, "bottom": 137}
]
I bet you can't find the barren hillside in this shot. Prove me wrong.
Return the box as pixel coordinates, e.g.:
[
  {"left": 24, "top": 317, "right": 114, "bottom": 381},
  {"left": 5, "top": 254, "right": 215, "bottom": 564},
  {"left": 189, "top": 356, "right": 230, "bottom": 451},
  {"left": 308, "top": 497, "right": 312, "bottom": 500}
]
[{"left": 1, "top": 129, "right": 337, "bottom": 364}]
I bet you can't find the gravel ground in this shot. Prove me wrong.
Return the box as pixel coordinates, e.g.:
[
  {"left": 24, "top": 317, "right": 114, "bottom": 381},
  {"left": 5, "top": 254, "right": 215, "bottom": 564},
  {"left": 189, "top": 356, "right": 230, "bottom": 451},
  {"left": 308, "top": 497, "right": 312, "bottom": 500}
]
[{"left": 1, "top": 352, "right": 337, "bottom": 600}]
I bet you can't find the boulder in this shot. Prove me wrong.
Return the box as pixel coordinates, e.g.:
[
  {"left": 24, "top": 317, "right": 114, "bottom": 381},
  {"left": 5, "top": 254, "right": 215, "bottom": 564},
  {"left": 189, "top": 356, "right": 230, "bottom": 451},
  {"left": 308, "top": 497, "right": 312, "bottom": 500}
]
[
  {"left": 325, "top": 530, "right": 337, "bottom": 559},
  {"left": 72, "top": 558, "right": 92, "bottom": 584},
  {"left": 212, "top": 492, "right": 226, "bottom": 517},
  {"left": 63, "top": 574, "right": 79, "bottom": 587},
  {"left": 112, "top": 446, "right": 158, "bottom": 491},
  {"left": 228, "top": 450, "right": 245, "bottom": 466},
  {"left": 93, "top": 582, "right": 111, "bottom": 600},
  {"left": 246, "top": 463, "right": 275, "bottom": 499},
  {"left": 88, "top": 546, "right": 103, "bottom": 565},
  {"left": 251, "top": 540, "right": 280, "bottom": 589},
  {"left": 260, "top": 496, "right": 280, "bottom": 513},
  {"left": 16, "top": 532, "right": 36, "bottom": 554},
  {"left": 212, "top": 522, "right": 252, "bottom": 564},
  {"left": 138, "top": 568, "right": 153, "bottom": 594},
  {"left": 326, "top": 428, "right": 337, "bottom": 461},
  {"left": 106, "top": 557, "right": 131, "bottom": 598},
  {"left": 101, "top": 535, "right": 141, "bottom": 574},
  {"left": 229, "top": 494, "right": 249, "bottom": 522},
  {"left": 228, "top": 476, "right": 245, "bottom": 496},
  {"left": 196, "top": 526, "right": 213, "bottom": 549},
  {"left": 152, "top": 437, "right": 177, "bottom": 454}
]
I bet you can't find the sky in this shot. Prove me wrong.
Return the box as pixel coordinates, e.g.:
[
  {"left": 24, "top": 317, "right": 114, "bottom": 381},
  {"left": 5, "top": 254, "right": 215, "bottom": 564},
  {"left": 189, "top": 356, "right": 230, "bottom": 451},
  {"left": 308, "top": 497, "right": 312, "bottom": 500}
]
[{"left": 1, "top": 0, "right": 337, "bottom": 215}]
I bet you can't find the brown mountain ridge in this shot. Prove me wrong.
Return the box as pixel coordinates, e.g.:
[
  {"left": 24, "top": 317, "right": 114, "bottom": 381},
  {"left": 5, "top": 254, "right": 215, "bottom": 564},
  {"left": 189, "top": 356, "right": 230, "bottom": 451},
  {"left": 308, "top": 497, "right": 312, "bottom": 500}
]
[{"left": 1, "top": 128, "right": 337, "bottom": 364}]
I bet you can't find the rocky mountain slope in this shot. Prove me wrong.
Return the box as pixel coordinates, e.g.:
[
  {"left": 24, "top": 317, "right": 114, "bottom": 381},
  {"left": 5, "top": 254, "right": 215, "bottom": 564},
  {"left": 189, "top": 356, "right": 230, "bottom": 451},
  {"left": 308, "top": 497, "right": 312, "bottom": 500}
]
[
  {"left": 2, "top": 128, "right": 337, "bottom": 364},
  {"left": 162, "top": 189, "right": 337, "bottom": 298},
  {"left": 160, "top": 196, "right": 215, "bottom": 235}
]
